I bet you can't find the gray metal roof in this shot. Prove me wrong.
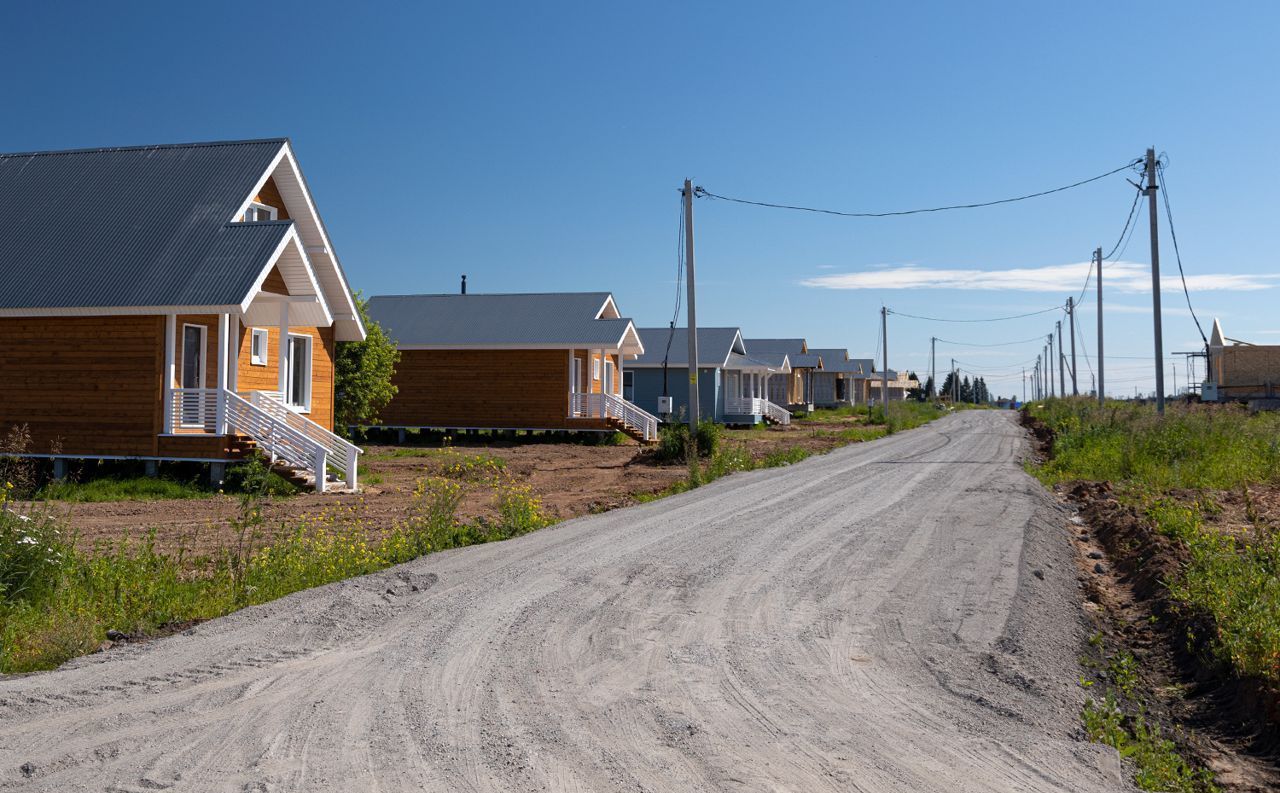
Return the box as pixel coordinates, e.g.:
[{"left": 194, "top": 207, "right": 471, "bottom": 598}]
[
  {"left": 0, "top": 139, "right": 289, "bottom": 309},
  {"left": 789, "top": 353, "right": 824, "bottom": 369},
  {"left": 822, "top": 358, "right": 866, "bottom": 374},
  {"left": 810, "top": 347, "right": 849, "bottom": 362},
  {"left": 724, "top": 351, "right": 786, "bottom": 372},
  {"left": 365, "top": 292, "right": 636, "bottom": 348},
  {"left": 632, "top": 327, "right": 742, "bottom": 368},
  {"left": 846, "top": 358, "right": 876, "bottom": 376},
  {"left": 743, "top": 338, "right": 806, "bottom": 356},
  {"left": 751, "top": 351, "right": 791, "bottom": 370}
]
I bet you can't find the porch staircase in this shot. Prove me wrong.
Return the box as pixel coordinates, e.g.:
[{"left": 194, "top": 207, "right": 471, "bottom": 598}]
[
  {"left": 570, "top": 392, "right": 660, "bottom": 443},
  {"left": 725, "top": 396, "right": 792, "bottom": 426},
  {"left": 170, "top": 388, "right": 362, "bottom": 492}
]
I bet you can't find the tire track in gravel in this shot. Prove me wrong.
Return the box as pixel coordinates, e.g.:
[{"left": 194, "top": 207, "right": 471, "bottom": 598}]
[{"left": 1, "top": 411, "right": 1127, "bottom": 792}]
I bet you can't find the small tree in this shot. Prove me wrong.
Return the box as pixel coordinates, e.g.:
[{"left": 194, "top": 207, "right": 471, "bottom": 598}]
[{"left": 335, "top": 293, "right": 400, "bottom": 437}]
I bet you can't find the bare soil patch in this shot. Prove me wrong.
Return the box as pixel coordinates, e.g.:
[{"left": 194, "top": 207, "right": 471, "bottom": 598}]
[{"left": 38, "top": 413, "right": 879, "bottom": 561}]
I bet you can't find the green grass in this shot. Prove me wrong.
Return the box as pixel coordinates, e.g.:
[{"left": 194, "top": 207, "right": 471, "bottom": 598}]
[
  {"left": 0, "top": 475, "right": 551, "bottom": 674},
  {"left": 1028, "top": 397, "right": 1280, "bottom": 688},
  {"left": 36, "top": 477, "right": 210, "bottom": 502},
  {"left": 1082, "top": 693, "right": 1217, "bottom": 792}
]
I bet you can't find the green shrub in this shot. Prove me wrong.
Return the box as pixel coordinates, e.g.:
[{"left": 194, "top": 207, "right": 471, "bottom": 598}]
[
  {"left": 224, "top": 456, "right": 300, "bottom": 497},
  {"left": 655, "top": 420, "right": 722, "bottom": 462}
]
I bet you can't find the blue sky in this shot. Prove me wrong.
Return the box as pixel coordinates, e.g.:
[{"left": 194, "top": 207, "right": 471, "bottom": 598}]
[{"left": 4, "top": 1, "right": 1277, "bottom": 398}]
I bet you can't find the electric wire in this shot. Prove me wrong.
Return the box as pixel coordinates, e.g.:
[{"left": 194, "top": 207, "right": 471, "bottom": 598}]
[
  {"left": 934, "top": 334, "right": 1047, "bottom": 348},
  {"left": 887, "top": 306, "right": 1062, "bottom": 323},
  {"left": 661, "top": 193, "right": 685, "bottom": 379},
  {"left": 1157, "top": 163, "right": 1208, "bottom": 345},
  {"left": 693, "top": 160, "right": 1142, "bottom": 219}
]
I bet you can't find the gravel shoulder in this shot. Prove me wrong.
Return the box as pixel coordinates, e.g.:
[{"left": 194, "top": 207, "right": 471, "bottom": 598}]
[{"left": 0, "top": 411, "right": 1127, "bottom": 792}]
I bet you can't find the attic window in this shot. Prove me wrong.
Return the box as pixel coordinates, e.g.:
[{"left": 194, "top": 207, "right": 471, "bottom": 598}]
[{"left": 244, "top": 202, "right": 278, "bottom": 222}]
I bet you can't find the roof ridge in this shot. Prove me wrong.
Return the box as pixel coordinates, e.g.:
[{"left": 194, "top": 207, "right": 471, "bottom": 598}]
[
  {"left": 370, "top": 291, "right": 611, "bottom": 299},
  {"left": 0, "top": 137, "right": 289, "bottom": 159}
]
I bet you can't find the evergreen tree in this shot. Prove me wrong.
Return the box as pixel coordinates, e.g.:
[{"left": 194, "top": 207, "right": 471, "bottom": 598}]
[
  {"left": 960, "top": 375, "right": 973, "bottom": 403},
  {"left": 939, "top": 371, "right": 957, "bottom": 401}
]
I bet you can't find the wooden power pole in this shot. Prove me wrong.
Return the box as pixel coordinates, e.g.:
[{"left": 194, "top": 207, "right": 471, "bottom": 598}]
[
  {"left": 1145, "top": 148, "right": 1165, "bottom": 414},
  {"left": 1095, "top": 247, "right": 1104, "bottom": 405},
  {"left": 682, "top": 179, "right": 700, "bottom": 438}
]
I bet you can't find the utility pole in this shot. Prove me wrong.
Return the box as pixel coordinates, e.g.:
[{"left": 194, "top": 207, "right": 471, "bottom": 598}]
[
  {"left": 1095, "top": 247, "right": 1104, "bottom": 405},
  {"left": 682, "top": 179, "right": 700, "bottom": 438},
  {"left": 881, "top": 307, "right": 889, "bottom": 410},
  {"left": 1145, "top": 148, "right": 1165, "bottom": 414},
  {"left": 1046, "top": 337, "right": 1055, "bottom": 397},
  {"left": 951, "top": 358, "right": 958, "bottom": 402},
  {"left": 1067, "top": 297, "right": 1078, "bottom": 396},
  {"left": 1057, "top": 320, "right": 1065, "bottom": 399},
  {"left": 930, "top": 336, "right": 936, "bottom": 399},
  {"left": 1022, "top": 368, "right": 1026, "bottom": 403}
]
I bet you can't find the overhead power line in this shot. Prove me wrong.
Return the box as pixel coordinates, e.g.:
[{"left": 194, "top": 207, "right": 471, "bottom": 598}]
[
  {"left": 694, "top": 160, "right": 1142, "bottom": 219},
  {"left": 1157, "top": 163, "right": 1208, "bottom": 345},
  {"left": 935, "top": 334, "right": 1047, "bottom": 348},
  {"left": 888, "top": 306, "right": 1062, "bottom": 323}
]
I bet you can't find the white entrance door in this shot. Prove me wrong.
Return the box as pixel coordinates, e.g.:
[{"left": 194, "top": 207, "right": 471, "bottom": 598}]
[{"left": 603, "top": 358, "right": 615, "bottom": 396}]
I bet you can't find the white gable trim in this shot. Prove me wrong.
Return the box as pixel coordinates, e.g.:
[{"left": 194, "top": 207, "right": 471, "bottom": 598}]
[
  {"left": 596, "top": 294, "right": 621, "bottom": 320},
  {"left": 234, "top": 141, "right": 365, "bottom": 342},
  {"left": 238, "top": 226, "right": 334, "bottom": 327}
]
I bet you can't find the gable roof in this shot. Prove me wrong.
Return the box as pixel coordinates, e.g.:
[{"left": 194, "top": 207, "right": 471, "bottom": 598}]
[
  {"left": 822, "top": 358, "right": 866, "bottom": 374},
  {"left": 789, "top": 352, "right": 823, "bottom": 369},
  {"left": 365, "top": 292, "right": 642, "bottom": 352},
  {"left": 846, "top": 358, "right": 876, "bottom": 376},
  {"left": 632, "top": 327, "right": 744, "bottom": 368},
  {"left": 0, "top": 139, "right": 285, "bottom": 309},
  {"left": 744, "top": 338, "right": 807, "bottom": 356},
  {"left": 0, "top": 138, "right": 364, "bottom": 340},
  {"left": 810, "top": 348, "right": 849, "bottom": 364}
]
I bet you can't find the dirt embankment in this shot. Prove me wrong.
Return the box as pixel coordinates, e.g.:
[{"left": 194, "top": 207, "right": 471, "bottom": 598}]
[{"left": 1020, "top": 409, "right": 1280, "bottom": 789}]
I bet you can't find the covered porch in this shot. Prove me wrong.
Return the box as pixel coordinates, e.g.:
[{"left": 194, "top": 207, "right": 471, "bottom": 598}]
[
  {"left": 161, "top": 258, "right": 361, "bottom": 491},
  {"left": 724, "top": 354, "right": 791, "bottom": 425}
]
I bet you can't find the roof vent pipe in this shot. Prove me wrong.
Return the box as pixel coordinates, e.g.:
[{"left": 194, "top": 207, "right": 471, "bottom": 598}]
[{"left": 461, "top": 274, "right": 467, "bottom": 294}]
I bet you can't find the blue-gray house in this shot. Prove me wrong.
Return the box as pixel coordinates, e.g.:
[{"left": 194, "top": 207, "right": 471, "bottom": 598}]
[{"left": 629, "top": 327, "right": 791, "bottom": 425}]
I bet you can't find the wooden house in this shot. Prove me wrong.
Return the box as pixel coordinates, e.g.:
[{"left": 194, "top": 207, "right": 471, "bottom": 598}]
[
  {"left": 365, "top": 292, "right": 659, "bottom": 441},
  {"left": 630, "top": 328, "right": 791, "bottom": 425},
  {"left": 743, "top": 338, "right": 821, "bottom": 411},
  {"left": 844, "top": 358, "right": 877, "bottom": 405},
  {"left": 0, "top": 139, "right": 366, "bottom": 491},
  {"left": 809, "top": 348, "right": 865, "bottom": 407}
]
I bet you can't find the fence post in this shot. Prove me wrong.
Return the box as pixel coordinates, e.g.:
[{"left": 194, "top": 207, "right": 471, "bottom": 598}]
[
  {"left": 345, "top": 447, "right": 359, "bottom": 491},
  {"left": 313, "top": 447, "right": 328, "bottom": 494}
]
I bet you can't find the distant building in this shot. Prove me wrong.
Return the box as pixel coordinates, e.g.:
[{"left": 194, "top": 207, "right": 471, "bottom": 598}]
[{"left": 1204, "top": 318, "right": 1280, "bottom": 403}]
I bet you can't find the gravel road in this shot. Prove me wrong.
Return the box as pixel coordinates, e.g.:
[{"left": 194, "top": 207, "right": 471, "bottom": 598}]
[{"left": 1, "top": 411, "right": 1126, "bottom": 792}]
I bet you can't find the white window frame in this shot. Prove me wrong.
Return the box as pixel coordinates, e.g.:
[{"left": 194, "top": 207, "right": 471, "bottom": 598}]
[
  {"left": 604, "top": 358, "right": 615, "bottom": 393},
  {"left": 285, "top": 333, "right": 313, "bottom": 413},
  {"left": 593, "top": 355, "right": 601, "bottom": 381},
  {"left": 250, "top": 328, "right": 269, "bottom": 366},
  {"left": 244, "top": 202, "right": 278, "bottom": 222}
]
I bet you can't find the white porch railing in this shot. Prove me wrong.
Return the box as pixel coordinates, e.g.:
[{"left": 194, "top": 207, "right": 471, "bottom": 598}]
[
  {"left": 166, "top": 388, "right": 360, "bottom": 492},
  {"left": 170, "top": 388, "right": 220, "bottom": 431},
  {"left": 250, "top": 391, "right": 362, "bottom": 489},
  {"left": 725, "top": 396, "right": 791, "bottom": 425},
  {"left": 569, "top": 392, "right": 659, "bottom": 441}
]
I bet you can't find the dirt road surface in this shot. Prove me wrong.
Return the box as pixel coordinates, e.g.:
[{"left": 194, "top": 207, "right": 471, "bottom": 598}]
[{"left": 1, "top": 411, "right": 1126, "bottom": 792}]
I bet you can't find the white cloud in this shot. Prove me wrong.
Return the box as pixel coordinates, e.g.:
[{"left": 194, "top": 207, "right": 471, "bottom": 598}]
[{"left": 801, "top": 261, "right": 1279, "bottom": 293}]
